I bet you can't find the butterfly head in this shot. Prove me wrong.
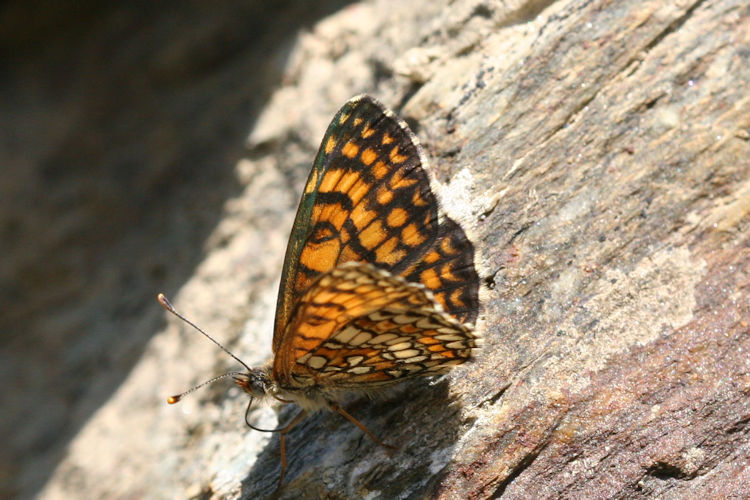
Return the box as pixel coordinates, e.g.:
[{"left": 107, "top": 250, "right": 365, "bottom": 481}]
[{"left": 233, "top": 367, "right": 272, "bottom": 398}]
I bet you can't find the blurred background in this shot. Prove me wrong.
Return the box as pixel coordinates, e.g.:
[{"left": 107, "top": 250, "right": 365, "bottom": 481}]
[{"left": 0, "top": 1, "right": 353, "bottom": 497}]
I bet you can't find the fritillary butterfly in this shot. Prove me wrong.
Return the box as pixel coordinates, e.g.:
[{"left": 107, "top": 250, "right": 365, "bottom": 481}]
[{"left": 162, "top": 95, "right": 480, "bottom": 489}]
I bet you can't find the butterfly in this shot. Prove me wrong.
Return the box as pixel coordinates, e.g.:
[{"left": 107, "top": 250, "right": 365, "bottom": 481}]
[{"left": 162, "top": 94, "right": 480, "bottom": 489}]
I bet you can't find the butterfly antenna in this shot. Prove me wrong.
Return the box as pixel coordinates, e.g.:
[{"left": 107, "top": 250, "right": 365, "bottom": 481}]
[
  {"left": 167, "top": 371, "right": 246, "bottom": 404},
  {"left": 157, "top": 293, "right": 254, "bottom": 373}
]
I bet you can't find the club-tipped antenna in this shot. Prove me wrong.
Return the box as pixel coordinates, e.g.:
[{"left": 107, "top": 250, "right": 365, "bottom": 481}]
[
  {"left": 167, "top": 371, "right": 246, "bottom": 404},
  {"left": 159, "top": 293, "right": 254, "bottom": 404}
]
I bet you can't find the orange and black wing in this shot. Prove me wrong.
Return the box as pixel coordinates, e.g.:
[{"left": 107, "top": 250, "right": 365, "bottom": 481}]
[
  {"left": 273, "top": 95, "right": 479, "bottom": 353},
  {"left": 274, "top": 96, "right": 435, "bottom": 349},
  {"left": 399, "top": 216, "right": 479, "bottom": 325},
  {"left": 272, "top": 263, "right": 478, "bottom": 389}
]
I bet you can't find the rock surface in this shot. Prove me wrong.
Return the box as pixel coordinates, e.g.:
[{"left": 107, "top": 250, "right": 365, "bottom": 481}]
[{"left": 2, "top": 0, "right": 748, "bottom": 499}]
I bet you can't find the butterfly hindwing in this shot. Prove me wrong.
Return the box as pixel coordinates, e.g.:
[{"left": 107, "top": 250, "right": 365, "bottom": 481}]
[{"left": 272, "top": 262, "right": 477, "bottom": 389}]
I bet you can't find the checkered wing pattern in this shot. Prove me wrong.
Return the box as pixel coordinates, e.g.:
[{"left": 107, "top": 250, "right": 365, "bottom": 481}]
[
  {"left": 273, "top": 96, "right": 479, "bottom": 355},
  {"left": 272, "top": 262, "right": 477, "bottom": 389}
]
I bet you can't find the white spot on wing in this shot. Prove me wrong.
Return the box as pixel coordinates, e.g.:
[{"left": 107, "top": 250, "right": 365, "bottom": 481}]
[
  {"left": 393, "top": 349, "right": 421, "bottom": 359},
  {"left": 306, "top": 356, "right": 327, "bottom": 369},
  {"left": 349, "top": 331, "right": 372, "bottom": 346}
]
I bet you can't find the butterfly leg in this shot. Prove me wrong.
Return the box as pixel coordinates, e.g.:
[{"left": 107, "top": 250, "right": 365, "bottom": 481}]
[
  {"left": 277, "top": 409, "right": 307, "bottom": 490},
  {"left": 328, "top": 401, "right": 396, "bottom": 452}
]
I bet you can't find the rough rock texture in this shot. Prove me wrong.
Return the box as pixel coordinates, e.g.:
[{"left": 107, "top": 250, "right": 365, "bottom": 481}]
[{"left": 2, "top": 0, "right": 748, "bottom": 499}]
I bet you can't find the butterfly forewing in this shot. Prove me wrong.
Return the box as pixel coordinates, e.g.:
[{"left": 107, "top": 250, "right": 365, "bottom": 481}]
[
  {"left": 272, "top": 262, "right": 477, "bottom": 389},
  {"left": 273, "top": 96, "right": 442, "bottom": 352}
]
